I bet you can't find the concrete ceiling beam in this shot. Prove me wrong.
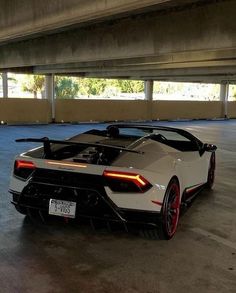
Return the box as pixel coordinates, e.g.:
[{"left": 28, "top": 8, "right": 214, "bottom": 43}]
[
  {"left": 0, "top": 0, "right": 235, "bottom": 83},
  {"left": 0, "top": 0, "right": 201, "bottom": 44}
]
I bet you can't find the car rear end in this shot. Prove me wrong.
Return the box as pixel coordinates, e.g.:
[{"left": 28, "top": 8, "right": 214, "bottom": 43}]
[{"left": 9, "top": 156, "right": 166, "bottom": 228}]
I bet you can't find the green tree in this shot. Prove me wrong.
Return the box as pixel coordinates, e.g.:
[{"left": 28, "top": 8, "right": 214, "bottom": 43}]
[
  {"left": 22, "top": 75, "right": 45, "bottom": 98},
  {"left": 55, "top": 76, "right": 79, "bottom": 99},
  {"left": 78, "top": 78, "right": 106, "bottom": 96},
  {"left": 229, "top": 85, "right": 236, "bottom": 101},
  {"left": 117, "top": 80, "right": 144, "bottom": 93},
  {"left": 76, "top": 78, "right": 144, "bottom": 97}
]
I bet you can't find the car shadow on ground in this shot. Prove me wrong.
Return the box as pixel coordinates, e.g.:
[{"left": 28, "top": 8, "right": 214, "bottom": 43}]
[{"left": 19, "top": 212, "right": 140, "bottom": 241}]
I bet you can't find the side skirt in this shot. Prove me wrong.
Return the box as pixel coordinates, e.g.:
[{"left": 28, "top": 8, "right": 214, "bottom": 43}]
[{"left": 181, "top": 183, "right": 206, "bottom": 205}]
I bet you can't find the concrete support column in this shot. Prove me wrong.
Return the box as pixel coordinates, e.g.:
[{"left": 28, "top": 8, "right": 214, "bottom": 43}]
[
  {"left": 220, "top": 82, "right": 229, "bottom": 118},
  {"left": 145, "top": 80, "right": 154, "bottom": 120},
  {"left": 45, "top": 74, "right": 55, "bottom": 123},
  {"left": 145, "top": 80, "right": 154, "bottom": 101},
  {"left": 2, "top": 72, "right": 8, "bottom": 98}
]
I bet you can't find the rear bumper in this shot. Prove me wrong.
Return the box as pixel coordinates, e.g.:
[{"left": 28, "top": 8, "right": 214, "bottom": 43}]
[
  {"left": 10, "top": 168, "right": 161, "bottom": 227},
  {"left": 11, "top": 190, "right": 161, "bottom": 227}
]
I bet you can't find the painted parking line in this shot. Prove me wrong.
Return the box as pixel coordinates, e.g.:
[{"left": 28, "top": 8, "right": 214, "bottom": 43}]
[{"left": 191, "top": 227, "right": 236, "bottom": 250}]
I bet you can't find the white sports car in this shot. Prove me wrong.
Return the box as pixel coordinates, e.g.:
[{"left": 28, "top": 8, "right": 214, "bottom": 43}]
[{"left": 9, "top": 124, "right": 216, "bottom": 239}]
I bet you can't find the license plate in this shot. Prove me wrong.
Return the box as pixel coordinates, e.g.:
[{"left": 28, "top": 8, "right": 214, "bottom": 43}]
[{"left": 49, "top": 199, "right": 76, "bottom": 218}]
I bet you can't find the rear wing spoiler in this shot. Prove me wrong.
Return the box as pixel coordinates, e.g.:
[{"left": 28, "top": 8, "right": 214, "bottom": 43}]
[{"left": 16, "top": 137, "right": 144, "bottom": 158}]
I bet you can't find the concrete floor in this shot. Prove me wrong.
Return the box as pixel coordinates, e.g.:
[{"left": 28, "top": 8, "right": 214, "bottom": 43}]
[{"left": 0, "top": 120, "right": 235, "bottom": 293}]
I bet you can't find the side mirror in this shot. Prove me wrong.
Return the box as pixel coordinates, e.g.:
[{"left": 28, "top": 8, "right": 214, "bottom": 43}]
[{"left": 204, "top": 143, "right": 217, "bottom": 152}]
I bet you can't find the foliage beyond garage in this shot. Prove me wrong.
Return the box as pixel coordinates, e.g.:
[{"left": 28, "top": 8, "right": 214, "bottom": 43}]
[
  {"left": 2, "top": 73, "right": 235, "bottom": 100},
  {"left": 20, "top": 75, "right": 145, "bottom": 99}
]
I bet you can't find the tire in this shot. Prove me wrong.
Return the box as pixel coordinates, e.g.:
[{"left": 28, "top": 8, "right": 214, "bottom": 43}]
[
  {"left": 140, "top": 178, "right": 181, "bottom": 240},
  {"left": 158, "top": 178, "right": 181, "bottom": 239},
  {"left": 206, "top": 152, "right": 216, "bottom": 189}
]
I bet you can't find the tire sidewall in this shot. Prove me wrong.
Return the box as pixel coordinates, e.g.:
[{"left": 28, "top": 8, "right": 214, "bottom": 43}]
[
  {"left": 161, "top": 178, "right": 180, "bottom": 239},
  {"left": 207, "top": 152, "right": 216, "bottom": 189}
]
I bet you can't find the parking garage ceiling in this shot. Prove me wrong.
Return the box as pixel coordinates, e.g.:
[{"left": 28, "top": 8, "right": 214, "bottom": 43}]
[{"left": 1, "top": 0, "right": 236, "bottom": 83}]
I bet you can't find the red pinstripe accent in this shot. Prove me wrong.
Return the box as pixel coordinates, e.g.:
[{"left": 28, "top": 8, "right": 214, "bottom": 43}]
[
  {"left": 186, "top": 183, "right": 205, "bottom": 193},
  {"left": 151, "top": 200, "right": 163, "bottom": 206}
]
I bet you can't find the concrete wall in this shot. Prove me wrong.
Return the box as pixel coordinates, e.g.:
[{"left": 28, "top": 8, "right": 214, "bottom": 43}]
[
  {"left": 55, "top": 100, "right": 236, "bottom": 122},
  {"left": 152, "top": 101, "right": 224, "bottom": 120},
  {"left": 55, "top": 100, "right": 150, "bottom": 122},
  {"left": 228, "top": 102, "right": 236, "bottom": 118},
  {"left": 0, "top": 99, "right": 51, "bottom": 123},
  {"left": 0, "top": 99, "right": 236, "bottom": 124}
]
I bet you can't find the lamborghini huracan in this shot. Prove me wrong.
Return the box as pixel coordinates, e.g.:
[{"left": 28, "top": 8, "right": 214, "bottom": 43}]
[{"left": 9, "top": 124, "right": 216, "bottom": 239}]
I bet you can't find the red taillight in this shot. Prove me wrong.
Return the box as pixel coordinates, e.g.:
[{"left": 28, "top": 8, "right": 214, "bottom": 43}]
[
  {"left": 14, "top": 160, "right": 36, "bottom": 180},
  {"left": 103, "top": 170, "right": 152, "bottom": 193},
  {"left": 15, "top": 160, "right": 36, "bottom": 169}
]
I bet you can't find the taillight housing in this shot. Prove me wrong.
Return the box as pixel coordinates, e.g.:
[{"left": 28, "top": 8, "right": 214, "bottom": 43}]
[
  {"left": 103, "top": 170, "right": 152, "bottom": 193},
  {"left": 14, "top": 160, "right": 36, "bottom": 180}
]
